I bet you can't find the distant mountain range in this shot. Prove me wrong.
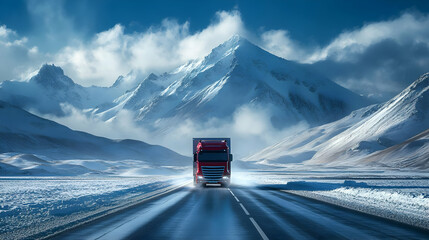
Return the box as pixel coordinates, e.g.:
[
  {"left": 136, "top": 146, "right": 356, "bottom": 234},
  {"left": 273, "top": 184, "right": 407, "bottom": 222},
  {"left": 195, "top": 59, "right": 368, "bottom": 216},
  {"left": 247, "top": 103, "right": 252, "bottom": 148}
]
[
  {"left": 0, "top": 64, "right": 140, "bottom": 116},
  {"left": 1, "top": 35, "right": 427, "bottom": 172},
  {"left": 1, "top": 36, "right": 369, "bottom": 129}
]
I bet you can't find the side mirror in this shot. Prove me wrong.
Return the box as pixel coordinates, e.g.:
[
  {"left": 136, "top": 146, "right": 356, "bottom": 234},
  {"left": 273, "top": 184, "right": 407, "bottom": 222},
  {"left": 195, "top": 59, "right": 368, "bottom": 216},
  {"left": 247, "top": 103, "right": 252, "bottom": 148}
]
[
  {"left": 193, "top": 153, "right": 197, "bottom": 162},
  {"left": 229, "top": 154, "right": 233, "bottom": 162}
]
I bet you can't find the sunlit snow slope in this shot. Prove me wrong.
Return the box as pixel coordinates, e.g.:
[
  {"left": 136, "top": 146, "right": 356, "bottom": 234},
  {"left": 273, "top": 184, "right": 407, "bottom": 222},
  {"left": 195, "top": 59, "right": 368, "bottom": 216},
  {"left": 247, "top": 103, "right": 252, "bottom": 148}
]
[{"left": 246, "top": 73, "right": 429, "bottom": 169}]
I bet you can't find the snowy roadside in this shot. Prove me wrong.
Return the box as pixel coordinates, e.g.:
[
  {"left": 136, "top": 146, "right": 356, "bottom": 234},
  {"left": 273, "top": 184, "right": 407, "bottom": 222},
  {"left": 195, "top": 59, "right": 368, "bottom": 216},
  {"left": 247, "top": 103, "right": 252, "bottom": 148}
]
[
  {"left": 283, "top": 185, "right": 429, "bottom": 230},
  {"left": 235, "top": 170, "right": 429, "bottom": 230},
  {"left": 0, "top": 176, "right": 190, "bottom": 240},
  {"left": 283, "top": 184, "right": 429, "bottom": 229}
]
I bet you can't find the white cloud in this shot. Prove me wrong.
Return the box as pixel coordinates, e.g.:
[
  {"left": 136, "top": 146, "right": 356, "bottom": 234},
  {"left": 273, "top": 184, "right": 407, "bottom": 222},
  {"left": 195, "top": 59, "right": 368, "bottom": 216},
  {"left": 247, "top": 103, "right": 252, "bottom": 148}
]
[
  {"left": 0, "top": 25, "right": 43, "bottom": 81},
  {"left": 55, "top": 10, "right": 245, "bottom": 87},
  {"left": 260, "top": 12, "right": 429, "bottom": 64},
  {"left": 260, "top": 29, "right": 309, "bottom": 61},
  {"left": 259, "top": 12, "right": 429, "bottom": 100},
  {"left": 178, "top": 10, "right": 245, "bottom": 60},
  {"left": 0, "top": 25, "right": 14, "bottom": 38},
  {"left": 308, "top": 13, "right": 429, "bottom": 63}
]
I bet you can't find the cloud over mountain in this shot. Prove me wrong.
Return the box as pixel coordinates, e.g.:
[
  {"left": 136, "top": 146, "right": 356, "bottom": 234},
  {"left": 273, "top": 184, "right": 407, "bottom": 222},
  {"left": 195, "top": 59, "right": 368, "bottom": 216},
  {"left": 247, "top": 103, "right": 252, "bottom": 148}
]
[
  {"left": 260, "top": 12, "right": 429, "bottom": 100},
  {"left": 54, "top": 10, "right": 245, "bottom": 87},
  {"left": 0, "top": 7, "right": 428, "bottom": 101}
]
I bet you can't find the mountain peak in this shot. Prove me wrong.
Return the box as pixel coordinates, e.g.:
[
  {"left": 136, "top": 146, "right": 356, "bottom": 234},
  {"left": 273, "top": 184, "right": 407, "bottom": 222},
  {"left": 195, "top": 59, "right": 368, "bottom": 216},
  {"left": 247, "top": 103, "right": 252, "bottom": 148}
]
[
  {"left": 31, "top": 64, "right": 76, "bottom": 90},
  {"left": 215, "top": 35, "right": 255, "bottom": 52},
  {"left": 40, "top": 64, "right": 64, "bottom": 76},
  {"left": 146, "top": 73, "right": 159, "bottom": 81},
  {"left": 223, "top": 34, "right": 247, "bottom": 45},
  {"left": 202, "top": 35, "right": 264, "bottom": 66}
]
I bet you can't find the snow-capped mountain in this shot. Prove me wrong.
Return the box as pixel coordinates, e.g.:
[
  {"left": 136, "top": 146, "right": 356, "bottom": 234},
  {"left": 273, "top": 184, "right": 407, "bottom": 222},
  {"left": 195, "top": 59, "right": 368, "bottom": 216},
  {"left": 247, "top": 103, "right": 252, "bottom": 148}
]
[
  {"left": 244, "top": 103, "right": 381, "bottom": 165},
  {"left": 0, "top": 64, "right": 139, "bottom": 116},
  {"left": 94, "top": 36, "right": 370, "bottom": 128},
  {"left": 245, "top": 73, "right": 429, "bottom": 169},
  {"left": 0, "top": 36, "right": 370, "bottom": 137},
  {"left": 0, "top": 101, "right": 189, "bottom": 175},
  {"left": 92, "top": 73, "right": 165, "bottom": 121},
  {"left": 309, "top": 73, "right": 429, "bottom": 165},
  {"left": 0, "top": 64, "right": 83, "bottom": 115}
]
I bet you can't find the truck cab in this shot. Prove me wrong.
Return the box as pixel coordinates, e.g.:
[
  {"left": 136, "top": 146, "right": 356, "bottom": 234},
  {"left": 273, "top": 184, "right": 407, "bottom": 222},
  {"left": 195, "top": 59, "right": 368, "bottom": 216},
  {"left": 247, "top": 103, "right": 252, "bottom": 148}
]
[{"left": 193, "top": 138, "right": 233, "bottom": 187}]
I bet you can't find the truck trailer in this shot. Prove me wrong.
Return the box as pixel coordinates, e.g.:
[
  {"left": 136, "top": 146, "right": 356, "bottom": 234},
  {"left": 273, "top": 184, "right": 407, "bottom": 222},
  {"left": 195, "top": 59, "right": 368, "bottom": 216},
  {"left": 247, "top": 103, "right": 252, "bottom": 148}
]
[{"left": 193, "top": 138, "right": 233, "bottom": 187}]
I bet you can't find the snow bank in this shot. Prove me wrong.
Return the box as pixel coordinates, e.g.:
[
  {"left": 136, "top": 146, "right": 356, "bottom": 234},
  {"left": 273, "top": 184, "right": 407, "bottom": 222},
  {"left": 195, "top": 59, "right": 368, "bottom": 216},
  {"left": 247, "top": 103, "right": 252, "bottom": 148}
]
[
  {"left": 234, "top": 169, "right": 429, "bottom": 230},
  {"left": 283, "top": 182, "right": 429, "bottom": 230}
]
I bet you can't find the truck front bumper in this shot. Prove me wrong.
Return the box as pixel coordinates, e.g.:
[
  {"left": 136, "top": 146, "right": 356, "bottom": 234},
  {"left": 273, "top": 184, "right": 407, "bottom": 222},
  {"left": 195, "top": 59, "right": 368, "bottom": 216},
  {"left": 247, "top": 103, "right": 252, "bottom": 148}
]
[{"left": 196, "top": 175, "right": 230, "bottom": 184}]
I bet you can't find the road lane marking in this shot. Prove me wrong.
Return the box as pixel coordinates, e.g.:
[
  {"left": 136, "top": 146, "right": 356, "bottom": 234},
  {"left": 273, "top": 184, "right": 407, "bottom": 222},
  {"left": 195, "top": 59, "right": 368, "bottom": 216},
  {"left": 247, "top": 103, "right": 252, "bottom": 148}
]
[
  {"left": 228, "top": 188, "right": 240, "bottom": 202},
  {"left": 250, "top": 217, "right": 269, "bottom": 240},
  {"left": 239, "top": 203, "right": 250, "bottom": 215},
  {"left": 229, "top": 188, "right": 269, "bottom": 240}
]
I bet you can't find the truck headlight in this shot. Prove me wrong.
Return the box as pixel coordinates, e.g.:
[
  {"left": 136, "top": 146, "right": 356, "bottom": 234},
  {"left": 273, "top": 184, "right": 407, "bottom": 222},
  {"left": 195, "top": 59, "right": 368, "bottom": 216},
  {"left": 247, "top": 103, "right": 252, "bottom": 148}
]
[
  {"left": 197, "top": 176, "right": 204, "bottom": 179},
  {"left": 222, "top": 176, "right": 229, "bottom": 179}
]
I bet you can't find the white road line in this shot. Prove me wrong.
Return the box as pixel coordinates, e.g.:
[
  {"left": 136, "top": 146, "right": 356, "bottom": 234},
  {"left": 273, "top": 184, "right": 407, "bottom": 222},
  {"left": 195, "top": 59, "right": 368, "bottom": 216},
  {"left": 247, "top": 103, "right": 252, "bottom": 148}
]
[
  {"left": 230, "top": 189, "right": 269, "bottom": 240},
  {"left": 250, "top": 217, "right": 269, "bottom": 240},
  {"left": 228, "top": 188, "right": 240, "bottom": 202},
  {"left": 239, "top": 203, "right": 250, "bottom": 215}
]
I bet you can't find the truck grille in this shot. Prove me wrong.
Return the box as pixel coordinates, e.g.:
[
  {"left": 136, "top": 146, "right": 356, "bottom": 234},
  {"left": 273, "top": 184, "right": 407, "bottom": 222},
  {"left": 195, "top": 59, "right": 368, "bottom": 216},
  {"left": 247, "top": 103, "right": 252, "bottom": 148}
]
[{"left": 201, "top": 166, "right": 224, "bottom": 183}]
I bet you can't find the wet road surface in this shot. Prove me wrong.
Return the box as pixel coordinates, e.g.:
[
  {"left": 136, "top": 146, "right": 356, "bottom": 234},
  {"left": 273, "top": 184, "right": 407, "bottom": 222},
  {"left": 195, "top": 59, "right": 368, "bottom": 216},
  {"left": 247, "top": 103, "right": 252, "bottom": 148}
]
[{"left": 54, "top": 184, "right": 429, "bottom": 240}]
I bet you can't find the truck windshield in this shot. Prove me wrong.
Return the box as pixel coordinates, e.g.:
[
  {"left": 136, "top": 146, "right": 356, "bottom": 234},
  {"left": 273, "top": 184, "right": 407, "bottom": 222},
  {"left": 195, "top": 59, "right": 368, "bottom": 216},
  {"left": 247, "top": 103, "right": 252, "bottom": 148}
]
[{"left": 198, "top": 151, "right": 228, "bottom": 162}]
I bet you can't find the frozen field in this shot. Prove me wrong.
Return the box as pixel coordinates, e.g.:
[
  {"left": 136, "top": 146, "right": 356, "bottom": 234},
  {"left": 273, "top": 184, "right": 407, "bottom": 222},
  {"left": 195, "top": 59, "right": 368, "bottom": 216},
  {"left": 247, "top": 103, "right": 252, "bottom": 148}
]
[{"left": 0, "top": 176, "right": 188, "bottom": 240}]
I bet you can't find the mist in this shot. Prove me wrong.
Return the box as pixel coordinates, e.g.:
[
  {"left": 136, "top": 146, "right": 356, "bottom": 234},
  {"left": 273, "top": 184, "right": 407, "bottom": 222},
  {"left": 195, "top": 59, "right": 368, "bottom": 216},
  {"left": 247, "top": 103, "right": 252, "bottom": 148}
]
[{"left": 44, "top": 104, "right": 309, "bottom": 159}]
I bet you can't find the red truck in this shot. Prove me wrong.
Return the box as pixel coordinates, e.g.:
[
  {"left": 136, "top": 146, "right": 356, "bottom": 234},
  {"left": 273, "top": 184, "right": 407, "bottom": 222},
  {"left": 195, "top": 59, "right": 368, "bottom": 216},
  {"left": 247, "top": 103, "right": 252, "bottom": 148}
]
[{"left": 193, "top": 138, "right": 233, "bottom": 187}]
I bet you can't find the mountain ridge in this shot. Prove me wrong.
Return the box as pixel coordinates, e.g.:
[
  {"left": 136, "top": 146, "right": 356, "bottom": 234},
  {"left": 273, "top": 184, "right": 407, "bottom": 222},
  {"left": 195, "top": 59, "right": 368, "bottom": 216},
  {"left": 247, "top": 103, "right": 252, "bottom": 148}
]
[
  {"left": 244, "top": 72, "right": 429, "bottom": 169},
  {"left": 0, "top": 100, "right": 188, "bottom": 165},
  {"left": 97, "top": 36, "right": 370, "bottom": 130}
]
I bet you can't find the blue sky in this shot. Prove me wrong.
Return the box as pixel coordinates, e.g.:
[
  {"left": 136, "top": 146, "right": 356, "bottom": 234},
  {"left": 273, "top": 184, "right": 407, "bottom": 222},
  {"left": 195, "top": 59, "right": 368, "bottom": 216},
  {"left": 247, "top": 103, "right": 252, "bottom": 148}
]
[{"left": 1, "top": 0, "right": 429, "bottom": 100}]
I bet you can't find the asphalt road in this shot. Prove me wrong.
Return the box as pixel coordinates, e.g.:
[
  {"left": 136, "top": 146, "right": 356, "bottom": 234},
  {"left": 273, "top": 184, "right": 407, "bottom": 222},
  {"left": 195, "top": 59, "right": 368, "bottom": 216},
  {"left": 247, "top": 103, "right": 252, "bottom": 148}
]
[{"left": 54, "top": 184, "right": 429, "bottom": 240}]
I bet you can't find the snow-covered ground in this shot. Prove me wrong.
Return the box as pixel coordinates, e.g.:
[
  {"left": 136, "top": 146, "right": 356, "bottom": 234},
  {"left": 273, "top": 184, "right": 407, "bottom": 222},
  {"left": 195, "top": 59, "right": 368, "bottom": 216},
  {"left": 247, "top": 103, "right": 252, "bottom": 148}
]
[
  {"left": 0, "top": 153, "right": 190, "bottom": 176},
  {"left": 1, "top": 169, "right": 428, "bottom": 240},
  {"left": 234, "top": 169, "right": 429, "bottom": 230},
  {"left": 0, "top": 175, "right": 189, "bottom": 240}
]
